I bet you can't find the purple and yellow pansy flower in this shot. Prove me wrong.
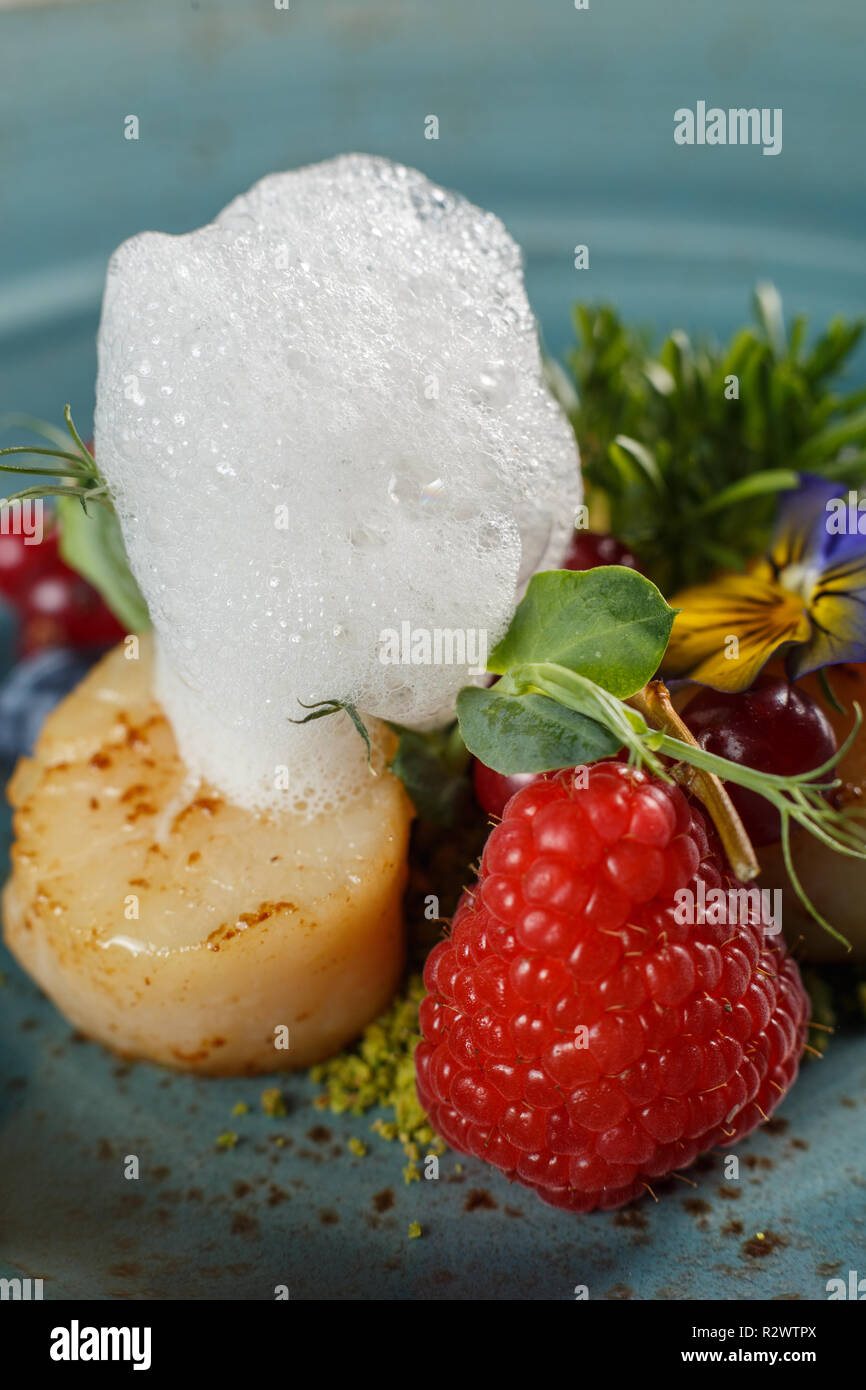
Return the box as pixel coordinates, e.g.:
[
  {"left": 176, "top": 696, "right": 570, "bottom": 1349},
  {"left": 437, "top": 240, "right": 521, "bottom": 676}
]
[{"left": 663, "top": 474, "right": 866, "bottom": 692}]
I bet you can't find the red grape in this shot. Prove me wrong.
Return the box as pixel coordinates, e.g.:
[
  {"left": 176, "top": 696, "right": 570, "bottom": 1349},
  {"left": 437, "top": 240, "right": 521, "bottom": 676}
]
[
  {"left": 681, "top": 675, "right": 837, "bottom": 847},
  {"left": 0, "top": 529, "right": 60, "bottom": 601},
  {"left": 562, "top": 530, "right": 641, "bottom": 573},
  {"left": 473, "top": 761, "right": 545, "bottom": 819},
  {"left": 19, "top": 568, "right": 125, "bottom": 656}
]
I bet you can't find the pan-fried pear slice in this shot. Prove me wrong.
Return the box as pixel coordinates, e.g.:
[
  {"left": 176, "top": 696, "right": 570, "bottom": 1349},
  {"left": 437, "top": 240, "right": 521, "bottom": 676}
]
[{"left": 3, "top": 637, "right": 412, "bottom": 1073}]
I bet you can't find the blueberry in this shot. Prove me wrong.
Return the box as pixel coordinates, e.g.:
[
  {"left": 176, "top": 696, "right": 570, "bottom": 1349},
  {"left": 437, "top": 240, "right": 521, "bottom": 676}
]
[{"left": 0, "top": 646, "right": 108, "bottom": 763}]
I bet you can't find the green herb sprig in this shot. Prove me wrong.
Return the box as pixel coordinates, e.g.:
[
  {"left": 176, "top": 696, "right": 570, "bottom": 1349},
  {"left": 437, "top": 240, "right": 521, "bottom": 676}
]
[
  {"left": 454, "top": 567, "right": 865, "bottom": 946},
  {"left": 314, "top": 567, "right": 866, "bottom": 947},
  {"left": 0, "top": 407, "right": 149, "bottom": 632},
  {"left": 564, "top": 286, "right": 866, "bottom": 592}
]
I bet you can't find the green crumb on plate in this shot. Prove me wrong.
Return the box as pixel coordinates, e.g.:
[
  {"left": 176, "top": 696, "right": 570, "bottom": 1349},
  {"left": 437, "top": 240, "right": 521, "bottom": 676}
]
[
  {"left": 408, "top": 1221, "right": 422, "bottom": 1239},
  {"left": 261, "top": 1087, "right": 287, "bottom": 1117},
  {"left": 215, "top": 1131, "right": 238, "bottom": 1150},
  {"left": 348, "top": 1138, "right": 367, "bottom": 1157},
  {"left": 231, "top": 1102, "right": 250, "bottom": 1116},
  {"left": 310, "top": 973, "right": 434, "bottom": 1157}
]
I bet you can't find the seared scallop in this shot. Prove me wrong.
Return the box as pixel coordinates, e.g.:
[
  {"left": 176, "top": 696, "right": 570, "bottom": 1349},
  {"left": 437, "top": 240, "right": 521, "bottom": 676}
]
[{"left": 3, "top": 637, "right": 413, "bottom": 1072}]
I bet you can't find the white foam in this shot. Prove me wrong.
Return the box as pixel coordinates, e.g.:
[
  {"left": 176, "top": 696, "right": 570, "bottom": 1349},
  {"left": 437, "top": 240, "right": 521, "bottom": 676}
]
[{"left": 95, "top": 155, "right": 581, "bottom": 815}]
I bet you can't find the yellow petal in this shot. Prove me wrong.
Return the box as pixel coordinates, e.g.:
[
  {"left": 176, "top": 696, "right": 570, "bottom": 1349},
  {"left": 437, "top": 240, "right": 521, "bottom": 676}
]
[{"left": 664, "top": 569, "right": 811, "bottom": 692}]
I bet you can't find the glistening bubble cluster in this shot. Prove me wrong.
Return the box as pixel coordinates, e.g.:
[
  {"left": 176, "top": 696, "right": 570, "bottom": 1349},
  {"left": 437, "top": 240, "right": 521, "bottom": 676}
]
[{"left": 95, "top": 155, "right": 581, "bottom": 814}]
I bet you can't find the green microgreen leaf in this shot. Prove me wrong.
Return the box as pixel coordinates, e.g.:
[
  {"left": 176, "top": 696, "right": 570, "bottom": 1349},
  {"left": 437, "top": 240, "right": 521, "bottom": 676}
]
[
  {"left": 0, "top": 408, "right": 150, "bottom": 630},
  {"left": 387, "top": 724, "right": 471, "bottom": 825},
  {"left": 456, "top": 683, "right": 621, "bottom": 775},
  {"left": 694, "top": 468, "right": 800, "bottom": 518},
  {"left": 57, "top": 491, "right": 150, "bottom": 629},
  {"left": 487, "top": 566, "right": 676, "bottom": 698}
]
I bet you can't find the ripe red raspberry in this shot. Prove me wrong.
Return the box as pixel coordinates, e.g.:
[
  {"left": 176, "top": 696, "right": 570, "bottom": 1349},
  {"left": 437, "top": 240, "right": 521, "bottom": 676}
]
[{"left": 416, "top": 761, "right": 810, "bottom": 1212}]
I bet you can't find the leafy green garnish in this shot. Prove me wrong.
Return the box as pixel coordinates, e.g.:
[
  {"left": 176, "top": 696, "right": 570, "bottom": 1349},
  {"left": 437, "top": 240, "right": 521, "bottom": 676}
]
[
  {"left": 0, "top": 407, "right": 150, "bottom": 632},
  {"left": 290, "top": 697, "right": 373, "bottom": 764},
  {"left": 488, "top": 566, "right": 675, "bottom": 696},
  {"left": 457, "top": 685, "right": 620, "bottom": 775},
  {"left": 453, "top": 566, "right": 866, "bottom": 946},
  {"left": 57, "top": 492, "right": 149, "bottom": 632},
  {"left": 566, "top": 286, "right": 866, "bottom": 591},
  {"left": 387, "top": 723, "right": 472, "bottom": 825}
]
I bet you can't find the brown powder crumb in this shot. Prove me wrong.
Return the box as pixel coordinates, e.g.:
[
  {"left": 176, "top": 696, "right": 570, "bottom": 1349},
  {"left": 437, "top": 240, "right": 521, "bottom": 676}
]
[
  {"left": 613, "top": 1208, "right": 649, "bottom": 1230},
  {"left": 318, "top": 1208, "right": 339, "bottom": 1225},
  {"left": 744, "top": 1154, "right": 775, "bottom": 1171},
  {"left": 373, "top": 1189, "right": 395, "bottom": 1214},
  {"left": 763, "top": 1117, "right": 789, "bottom": 1136},
  {"left": 233, "top": 1181, "right": 252, "bottom": 1199},
  {"left": 742, "top": 1230, "right": 788, "bottom": 1259},
  {"left": 683, "top": 1197, "right": 711, "bottom": 1217},
  {"left": 230, "top": 1212, "right": 260, "bottom": 1238},
  {"left": 306, "top": 1124, "right": 332, "bottom": 1145},
  {"left": 464, "top": 1189, "right": 498, "bottom": 1213},
  {"left": 267, "top": 1184, "right": 289, "bottom": 1207},
  {"left": 722, "top": 1219, "right": 744, "bottom": 1236},
  {"left": 789, "top": 1137, "right": 809, "bottom": 1151},
  {"left": 717, "top": 1185, "right": 741, "bottom": 1200},
  {"left": 504, "top": 1205, "right": 525, "bottom": 1219}
]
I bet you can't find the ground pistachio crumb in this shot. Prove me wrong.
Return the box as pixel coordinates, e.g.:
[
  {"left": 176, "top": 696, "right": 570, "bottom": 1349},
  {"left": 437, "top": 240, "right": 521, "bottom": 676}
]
[
  {"left": 261, "top": 1087, "right": 287, "bottom": 1117},
  {"left": 215, "top": 1131, "right": 238, "bottom": 1150},
  {"left": 408, "top": 1221, "right": 422, "bottom": 1239},
  {"left": 232, "top": 1102, "right": 250, "bottom": 1117},
  {"left": 310, "top": 974, "right": 438, "bottom": 1165},
  {"left": 348, "top": 1138, "right": 367, "bottom": 1157}
]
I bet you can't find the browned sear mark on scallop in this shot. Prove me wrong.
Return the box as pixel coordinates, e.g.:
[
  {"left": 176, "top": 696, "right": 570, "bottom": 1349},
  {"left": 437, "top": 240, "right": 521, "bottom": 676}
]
[
  {"left": 171, "top": 795, "right": 224, "bottom": 833},
  {"left": 170, "top": 1036, "right": 227, "bottom": 1063},
  {"left": 121, "top": 783, "right": 151, "bottom": 804},
  {"left": 207, "top": 900, "right": 298, "bottom": 951}
]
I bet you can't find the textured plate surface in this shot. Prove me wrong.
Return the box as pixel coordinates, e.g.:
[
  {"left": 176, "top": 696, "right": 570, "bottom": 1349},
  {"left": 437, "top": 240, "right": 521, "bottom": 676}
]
[{"left": 1, "top": 0, "right": 865, "bottom": 1300}]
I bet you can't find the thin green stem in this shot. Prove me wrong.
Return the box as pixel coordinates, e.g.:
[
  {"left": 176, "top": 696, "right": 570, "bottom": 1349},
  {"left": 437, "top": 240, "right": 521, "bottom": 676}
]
[
  {"left": 504, "top": 659, "right": 863, "bottom": 944},
  {"left": 64, "top": 403, "right": 95, "bottom": 465},
  {"left": 0, "top": 446, "right": 94, "bottom": 472}
]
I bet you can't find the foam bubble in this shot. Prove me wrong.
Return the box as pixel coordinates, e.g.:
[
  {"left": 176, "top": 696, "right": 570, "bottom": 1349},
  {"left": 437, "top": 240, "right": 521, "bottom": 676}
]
[{"left": 95, "top": 155, "right": 581, "bottom": 815}]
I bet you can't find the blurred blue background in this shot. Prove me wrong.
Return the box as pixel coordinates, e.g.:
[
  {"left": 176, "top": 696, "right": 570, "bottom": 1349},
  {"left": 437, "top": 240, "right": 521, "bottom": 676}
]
[
  {"left": 1, "top": 0, "right": 865, "bottom": 1302},
  {"left": 1, "top": 0, "right": 865, "bottom": 439}
]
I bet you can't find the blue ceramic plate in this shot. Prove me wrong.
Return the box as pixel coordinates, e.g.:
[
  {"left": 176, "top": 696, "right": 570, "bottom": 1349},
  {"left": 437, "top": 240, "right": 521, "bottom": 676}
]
[{"left": 1, "top": 0, "right": 865, "bottom": 1300}]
